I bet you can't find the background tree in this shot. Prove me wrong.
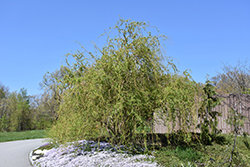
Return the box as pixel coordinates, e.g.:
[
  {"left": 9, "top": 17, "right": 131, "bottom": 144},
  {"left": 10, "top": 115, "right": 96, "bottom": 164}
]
[
  {"left": 17, "top": 88, "right": 32, "bottom": 131},
  {"left": 0, "top": 82, "right": 10, "bottom": 132},
  {"left": 1, "top": 81, "right": 55, "bottom": 132},
  {"left": 9, "top": 88, "right": 32, "bottom": 131},
  {"left": 212, "top": 59, "right": 250, "bottom": 94},
  {"left": 29, "top": 93, "right": 56, "bottom": 130},
  {"left": 211, "top": 60, "right": 250, "bottom": 166},
  {"left": 39, "top": 66, "right": 68, "bottom": 120}
]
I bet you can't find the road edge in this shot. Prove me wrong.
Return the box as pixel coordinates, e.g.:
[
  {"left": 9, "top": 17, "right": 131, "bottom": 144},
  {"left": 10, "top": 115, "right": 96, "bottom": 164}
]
[
  {"left": 28, "top": 141, "right": 50, "bottom": 167},
  {"left": 28, "top": 145, "right": 40, "bottom": 167}
]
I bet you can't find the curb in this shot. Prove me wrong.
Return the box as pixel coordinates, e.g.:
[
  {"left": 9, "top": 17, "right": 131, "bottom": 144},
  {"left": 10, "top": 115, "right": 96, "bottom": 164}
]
[
  {"left": 28, "top": 145, "right": 40, "bottom": 166},
  {"left": 28, "top": 143, "right": 50, "bottom": 167}
]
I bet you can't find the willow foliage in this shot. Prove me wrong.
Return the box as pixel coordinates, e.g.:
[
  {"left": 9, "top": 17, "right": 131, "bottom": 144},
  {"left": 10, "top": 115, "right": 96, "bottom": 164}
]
[
  {"left": 155, "top": 72, "right": 199, "bottom": 144},
  {"left": 48, "top": 19, "right": 199, "bottom": 150}
]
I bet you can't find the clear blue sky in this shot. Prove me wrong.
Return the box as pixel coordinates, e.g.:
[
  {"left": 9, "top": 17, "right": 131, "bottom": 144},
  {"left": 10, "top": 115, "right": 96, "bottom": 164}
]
[{"left": 0, "top": 0, "right": 249, "bottom": 96}]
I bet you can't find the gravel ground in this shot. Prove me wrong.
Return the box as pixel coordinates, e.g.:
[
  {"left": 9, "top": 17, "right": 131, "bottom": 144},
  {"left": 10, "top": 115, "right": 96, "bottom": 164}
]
[{"left": 33, "top": 140, "right": 162, "bottom": 167}]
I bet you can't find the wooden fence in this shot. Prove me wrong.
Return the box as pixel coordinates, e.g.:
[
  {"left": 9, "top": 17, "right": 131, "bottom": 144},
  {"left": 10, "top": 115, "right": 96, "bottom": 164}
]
[{"left": 153, "top": 94, "right": 250, "bottom": 134}]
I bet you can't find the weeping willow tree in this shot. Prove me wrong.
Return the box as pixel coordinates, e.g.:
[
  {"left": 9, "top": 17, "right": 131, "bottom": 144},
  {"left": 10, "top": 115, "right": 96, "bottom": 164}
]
[
  {"left": 48, "top": 18, "right": 200, "bottom": 151},
  {"left": 154, "top": 72, "right": 200, "bottom": 145}
]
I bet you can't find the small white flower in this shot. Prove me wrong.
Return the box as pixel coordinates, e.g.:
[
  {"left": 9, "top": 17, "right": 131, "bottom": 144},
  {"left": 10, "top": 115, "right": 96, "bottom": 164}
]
[
  {"left": 34, "top": 149, "right": 49, "bottom": 155},
  {"left": 34, "top": 149, "right": 43, "bottom": 154},
  {"left": 42, "top": 149, "right": 48, "bottom": 154},
  {"left": 32, "top": 155, "right": 39, "bottom": 160}
]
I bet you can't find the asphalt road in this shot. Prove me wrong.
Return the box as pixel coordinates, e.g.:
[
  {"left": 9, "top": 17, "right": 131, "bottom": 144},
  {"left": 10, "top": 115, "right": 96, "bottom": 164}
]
[{"left": 0, "top": 138, "right": 46, "bottom": 167}]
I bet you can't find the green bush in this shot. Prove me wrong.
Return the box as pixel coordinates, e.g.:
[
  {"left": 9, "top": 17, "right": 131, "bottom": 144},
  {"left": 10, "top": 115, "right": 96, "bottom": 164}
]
[{"left": 175, "top": 146, "right": 202, "bottom": 162}]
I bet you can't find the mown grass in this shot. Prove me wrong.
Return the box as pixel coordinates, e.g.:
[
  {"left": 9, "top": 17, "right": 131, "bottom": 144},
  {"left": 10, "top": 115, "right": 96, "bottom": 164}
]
[{"left": 0, "top": 130, "right": 47, "bottom": 142}]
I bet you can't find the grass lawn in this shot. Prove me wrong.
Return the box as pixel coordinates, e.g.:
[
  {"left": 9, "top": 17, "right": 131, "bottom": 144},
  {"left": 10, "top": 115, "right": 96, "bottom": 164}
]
[
  {"left": 134, "top": 125, "right": 250, "bottom": 166},
  {"left": 0, "top": 130, "right": 47, "bottom": 143},
  {"left": 142, "top": 133, "right": 250, "bottom": 167}
]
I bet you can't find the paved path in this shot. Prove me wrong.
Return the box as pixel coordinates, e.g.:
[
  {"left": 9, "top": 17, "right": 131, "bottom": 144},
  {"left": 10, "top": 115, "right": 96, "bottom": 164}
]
[{"left": 0, "top": 138, "right": 46, "bottom": 167}]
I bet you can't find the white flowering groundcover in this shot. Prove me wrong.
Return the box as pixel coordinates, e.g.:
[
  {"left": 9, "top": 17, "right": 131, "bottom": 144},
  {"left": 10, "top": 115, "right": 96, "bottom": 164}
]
[{"left": 32, "top": 140, "right": 163, "bottom": 167}]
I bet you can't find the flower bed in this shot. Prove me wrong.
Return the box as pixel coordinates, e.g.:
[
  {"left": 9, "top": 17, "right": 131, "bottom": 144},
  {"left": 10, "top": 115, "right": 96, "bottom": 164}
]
[{"left": 31, "top": 140, "right": 162, "bottom": 167}]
